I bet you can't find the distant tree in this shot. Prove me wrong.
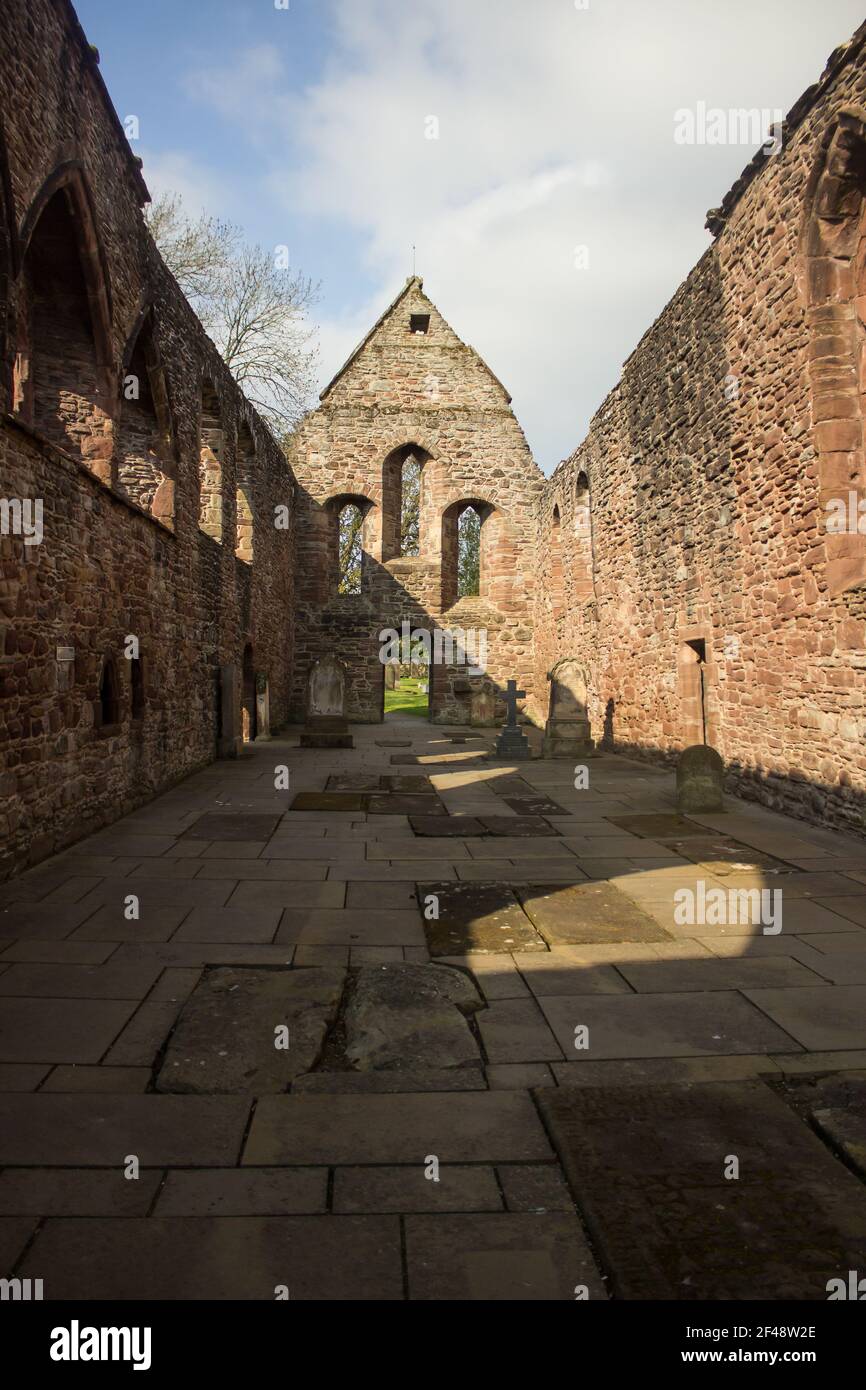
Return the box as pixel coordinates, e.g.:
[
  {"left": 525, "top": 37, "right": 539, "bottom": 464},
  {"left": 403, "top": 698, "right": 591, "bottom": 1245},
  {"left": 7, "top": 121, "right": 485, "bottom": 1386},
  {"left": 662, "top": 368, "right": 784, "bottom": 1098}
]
[
  {"left": 145, "top": 193, "right": 318, "bottom": 442},
  {"left": 339, "top": 505, "right": 363, "bottom": 594},
  {"left": 458, "top": 506, "right": 481, "bottom": 596},
  {"left": 400, "top": 455, "right": 422, "bottom": 555}
]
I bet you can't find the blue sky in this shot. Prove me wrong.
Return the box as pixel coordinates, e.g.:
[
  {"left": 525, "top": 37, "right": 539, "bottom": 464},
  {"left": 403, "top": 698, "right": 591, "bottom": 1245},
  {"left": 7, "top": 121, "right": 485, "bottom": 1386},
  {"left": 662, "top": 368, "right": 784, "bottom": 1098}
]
[{"left": 76, "top": 0, "right": 866, "bottom": 472}]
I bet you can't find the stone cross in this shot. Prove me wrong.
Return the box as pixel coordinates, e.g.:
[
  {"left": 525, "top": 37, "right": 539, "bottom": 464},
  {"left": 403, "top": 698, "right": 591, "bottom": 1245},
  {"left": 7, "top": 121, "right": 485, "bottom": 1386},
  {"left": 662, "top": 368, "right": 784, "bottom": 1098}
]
[{"left": 503, "top": 679, "right": 526, "bottom": 728}]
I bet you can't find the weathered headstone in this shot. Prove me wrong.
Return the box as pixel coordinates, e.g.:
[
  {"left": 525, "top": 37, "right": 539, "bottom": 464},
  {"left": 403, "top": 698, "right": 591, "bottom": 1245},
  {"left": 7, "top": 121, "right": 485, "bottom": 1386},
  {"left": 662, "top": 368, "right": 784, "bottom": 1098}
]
[
  {"left": 494, "top": 679, "right": 531, "bottom": 760},
  {"left": 676, "top": 743, "right": 724, "bottom": 812},
  {"left": 470, "top": 680, "right": 497, "bottom": 727},
  {"left": 255, "top": 671, "right": 271, "bottom": 741},
  {"left": 384, "top": 663, "right": 397, "bottom": 690},
  {"left": 542, "top": 658, "right": 593, "bottom": 758},
  {"left": 299, "top": 654, "right": 353, "bottom": 749}
]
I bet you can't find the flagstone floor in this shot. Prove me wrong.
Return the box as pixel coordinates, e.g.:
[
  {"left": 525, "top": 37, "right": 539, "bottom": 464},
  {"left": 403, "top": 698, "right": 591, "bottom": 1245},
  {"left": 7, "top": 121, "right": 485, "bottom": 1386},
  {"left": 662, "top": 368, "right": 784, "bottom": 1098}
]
[{"left": 2, "top": 718, "right": 866, "bottom": 1299}]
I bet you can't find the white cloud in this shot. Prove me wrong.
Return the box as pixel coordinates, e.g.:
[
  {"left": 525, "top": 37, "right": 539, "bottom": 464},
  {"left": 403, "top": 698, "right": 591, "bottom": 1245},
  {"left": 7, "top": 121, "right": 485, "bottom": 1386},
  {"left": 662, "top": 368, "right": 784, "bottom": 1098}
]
[{"left": 186, "top": 0, "right": 866, "bottom": 470}]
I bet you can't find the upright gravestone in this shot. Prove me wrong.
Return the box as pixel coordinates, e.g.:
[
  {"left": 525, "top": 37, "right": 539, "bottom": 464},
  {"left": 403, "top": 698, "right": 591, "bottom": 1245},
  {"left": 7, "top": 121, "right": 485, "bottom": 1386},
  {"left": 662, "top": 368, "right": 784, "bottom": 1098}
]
[
  {"left": 384, "top": 663, "right": 397, "bottom": 690},
  {"left": 494, "top": 679, "right": 531, "bottom": 760},
  {"left": 470, "top": 680, "right": 497, "bottom": 727},
  {"left": 542, "top": 659, "right": 593, "bottom": 758},
  {"left": 299, "top": 655, "right": 354, "bottom": 749},
  {"left": 676, "top": 744, "right": 724, "bottom": 813}
]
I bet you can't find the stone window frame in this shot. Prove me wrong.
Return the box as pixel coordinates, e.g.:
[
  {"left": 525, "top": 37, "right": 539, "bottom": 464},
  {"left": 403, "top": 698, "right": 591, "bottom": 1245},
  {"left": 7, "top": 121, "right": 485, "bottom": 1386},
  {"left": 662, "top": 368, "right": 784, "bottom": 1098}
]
[
  {"left": 198, "top": 376, "right": 226, "bottom": 543},
  {"left": 573, "top": 469, "right": 596, "bottom": 601},
  {"left": 116, "top": 304, "right": 177, "bottom": 528},
  {"left": 95, "top": 653, "right": 122, "bottom": 736},
  {"left": 13, "top": 162, "right": 115, "bottom": 480},
  {"left": 676, "top": 624, "right": 719, "bottom": 749},
  {"left": 797, "top": 105, "right": 866, "bottom": 594},
  {"left": 327, "top": 491, "right": 375, "bottom": 597},
  {"left": 381, "top": 441, "right": 433, "bottom": 561},
  {"left": 549, "top": 500, "right": 566, "bottom": 620},
  {"left": 235, "top": 421, "right": 257, "bottom": 565},
  {"left": 440, "top": 496, "right": 494, "bottom": 609}
]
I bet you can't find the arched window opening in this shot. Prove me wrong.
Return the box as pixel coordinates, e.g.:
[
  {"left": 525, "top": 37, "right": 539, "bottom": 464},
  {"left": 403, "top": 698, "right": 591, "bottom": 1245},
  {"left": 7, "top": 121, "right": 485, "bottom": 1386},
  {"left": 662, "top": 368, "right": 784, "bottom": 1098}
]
[
  {"left": 382, "top": 444, "right": 430, "bottom": 560},
  {"left": 441, "top": 499, "right": 493, "bottom": 609},
  {"left": 199, "top": 380, "right": 224, "bottom": 542},
  {"left": 97, "top": 658, "right": 121, "bottom": 729},
  {"left": 235, "top": 423, "right": 255, "bottom": 563},
  {"left": 117, "top": 316, "right": 174, "bottom": 526},
  {"left": 17, "top": 187, "right": 111, "bottom": 471},
  {"left": 338, "top": 502, "right": 365, "bottom": 594},
  {"left": 550, "top": 504, "right": 565, "bottom": 619},
  {"left": 130, "top": 656, "right": 145, "bottom": 721},
  {"left": 574, "top": 472, "right": 594, "bottom": 600}
]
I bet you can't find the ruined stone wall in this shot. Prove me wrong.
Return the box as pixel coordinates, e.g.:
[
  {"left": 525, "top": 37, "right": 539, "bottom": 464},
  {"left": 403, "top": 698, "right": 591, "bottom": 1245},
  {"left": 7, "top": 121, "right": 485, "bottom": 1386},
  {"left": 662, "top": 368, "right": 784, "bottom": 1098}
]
[
  {"left": 534, "top": 24, "right": 866, "bottom": 832},
  {"left": 291, "top": 277, "right": 543, "bottom": 724},
  {"left": 0, "top": 0, "right": 296, "bottom": 877}
]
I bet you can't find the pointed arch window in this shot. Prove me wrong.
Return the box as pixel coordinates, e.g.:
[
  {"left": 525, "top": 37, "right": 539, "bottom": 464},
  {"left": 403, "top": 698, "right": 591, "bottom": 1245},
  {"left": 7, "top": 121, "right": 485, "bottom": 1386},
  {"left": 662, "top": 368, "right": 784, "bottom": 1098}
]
[
  {"left": 235, "top": 424, "right": 256, "bottom": 563},
  {"left": 199, "top": 380, "right": 224, "bottom": 542},
  {"left": 117, "top": 312, "right": 175, "bottom": 526}
]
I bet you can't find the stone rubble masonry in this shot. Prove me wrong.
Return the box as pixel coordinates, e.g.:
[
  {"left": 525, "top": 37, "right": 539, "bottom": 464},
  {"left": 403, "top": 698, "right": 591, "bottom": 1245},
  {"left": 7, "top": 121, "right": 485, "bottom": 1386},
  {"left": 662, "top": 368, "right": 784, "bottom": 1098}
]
[
  {"left": 0, "top": 0, "right": 296, "bottom": 878},
  {"left": 290, "top": 277, "right": 544, "bottom": 724},
  {"left": 532, "top": 22, "right": 866, "bottom": 834}
]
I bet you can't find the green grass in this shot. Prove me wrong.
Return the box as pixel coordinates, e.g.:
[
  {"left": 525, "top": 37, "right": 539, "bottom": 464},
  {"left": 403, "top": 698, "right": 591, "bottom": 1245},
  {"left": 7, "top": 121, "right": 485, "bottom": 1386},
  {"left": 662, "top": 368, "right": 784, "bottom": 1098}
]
[{"left": 385, "top": 677, "right": 429, "bottom": 717}]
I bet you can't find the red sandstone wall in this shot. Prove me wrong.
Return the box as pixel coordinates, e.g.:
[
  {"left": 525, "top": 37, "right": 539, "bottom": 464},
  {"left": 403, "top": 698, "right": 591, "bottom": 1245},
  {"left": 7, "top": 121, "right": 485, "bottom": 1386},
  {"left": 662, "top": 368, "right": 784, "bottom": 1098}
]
[
  {"left": 534, "top": 25, "right": 866, "bottom": 832},
  {"left": 0, "top": 0, "right": 296, "bottom": 877},
  {"left": 291, "top": 278, "right": 543, "bottom": 724}
]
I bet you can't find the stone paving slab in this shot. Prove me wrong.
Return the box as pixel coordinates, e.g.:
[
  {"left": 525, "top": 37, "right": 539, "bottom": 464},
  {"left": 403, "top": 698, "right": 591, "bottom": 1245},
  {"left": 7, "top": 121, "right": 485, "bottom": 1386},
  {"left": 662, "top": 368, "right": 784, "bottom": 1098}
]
[
  {"left": 43, "top": 1065, "right": 151, "bottom": 1093},
  {"left": 18, "top": 1215, "right": 402, "bottom": 1299},
  {"left": 0, "top": 902, "right": 100, "bottom": 940},
  {"left": 334, "top": 1165, "right": 502, "bottom": 1214},
  {"left": 0, "top": 1167, "right": 162, "bottom": 1216},
  {"left": 537, "top": 991, "right": 801, "bottom": 1060},
  {"left": 226, "top": 881, "right": 346, "bottom": 910},
  {"left": 744, "top": 985, "right": 866, "bottom": 1051},
  {"left": 157, "top": 966, "right": 345, "bottom": 1093},
  {"left": 0, "top": 1064, "right": 51, "bottom": 1090},
  {"left": 0, "top": 996, "right": 138, "bottom": 1064},
  {"left": 405, "top": 1213, "right": 606, "bottom": 1300},
  {"left": 0, "top": 940, "right": 117, "bottom": 964},
  {"left": 0, "top": 1095, "right": 251, "bottom": 1165},
  {"left": 0, "top": 1218, "right": 37, "bottom": 1273},
  {"left": 537, "top": 1081, "right": 866, "bottom": 1299},
  {"left": 616, "top": 956, "right": 825, "bottom": 993},
  {"left": 417, "top": 882, "right": 547, "bottom": 956},
  {"left": 515, "top": 953, "right": 632, "bottom": 996},
  {"left": 291, "top": 793, "right": 366, "bottom": 812},
  {"left": 155, "top": 1167, "right": 328, "bottom": 1215},
  {"left": 174, "top": 906, "right": 281, "bottom": 943},
  {"left": 194, "top": 859, "right": 329, "bottom": 880},
  {"left": 243, "top": 1092, "right": 554, "bottom": 1165},
  {"left": 812, "top": 1108, "right": 866, "bottom": 1181},
  {"left": 0, "top": 961, "right": 162, "bottom": 1000},
  {"left": 517, "top": 882, "right": 672, "bottom": 946},
  {"left": 497, "top": 1164, "right": 574, "bottom": 1212},
  {"left": 477, "top": 1000, "right": 565, "bottom": 1063},
  {"left": 103, "top": 1001, "right": 184, "bottom": 1067},
  {"left": 292, "top": 1067, "right": 486, "bottom": 1093},
  {"left": 275, "top": 909, "right": 425, "bottom": 947}
]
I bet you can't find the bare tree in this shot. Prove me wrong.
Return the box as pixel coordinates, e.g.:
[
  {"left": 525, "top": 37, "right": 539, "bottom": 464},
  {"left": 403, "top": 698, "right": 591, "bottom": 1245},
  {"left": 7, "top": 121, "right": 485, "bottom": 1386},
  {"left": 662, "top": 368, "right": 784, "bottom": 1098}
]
[{"left": 146, "top": 193, "right": 319, "bottom": 441}]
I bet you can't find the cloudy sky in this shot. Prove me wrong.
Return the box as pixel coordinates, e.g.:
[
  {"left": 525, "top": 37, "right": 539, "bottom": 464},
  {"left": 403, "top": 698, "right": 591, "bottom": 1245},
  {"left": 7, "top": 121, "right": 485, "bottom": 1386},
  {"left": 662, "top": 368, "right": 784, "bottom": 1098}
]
[{"left": 77, "top": 0, "right": 865, "bottom": 472}]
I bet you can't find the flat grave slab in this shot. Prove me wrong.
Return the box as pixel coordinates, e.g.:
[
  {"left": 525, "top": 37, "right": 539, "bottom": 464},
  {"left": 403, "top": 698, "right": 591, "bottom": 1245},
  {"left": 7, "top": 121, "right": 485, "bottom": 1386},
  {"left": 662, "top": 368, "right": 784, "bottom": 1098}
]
[
  {"left": 185, "top": 813, "right": 282, "bottom": 842},
  {"left": 479, "top": 817, "right": 560, "bottom": 838},
  {"left": 156, "top": 966, "right": 346, "bottom": 1093},
  {"left": 410, "top": 815, "right": 484, "bottom": 837},
  {"left": 367, "top": 795, "right": 447, "bottom": 817},
  {"left": 537, "top": 1081, "right": 866, "bottom": 1299},
  {"left": 417, "top": 881, "right": 546, "bottom": 956},
  {"left": 516, "top": 882, "right": 672, "bottom": 945},
  {"left": 405, "top": 1213, "right": 605, "bottom": 1300},
  {"left": 609, "top": 814, "right": 708, "bottom": 838},
  {"left": 503, "top": 796, "right": 571, "bottom": 818}
]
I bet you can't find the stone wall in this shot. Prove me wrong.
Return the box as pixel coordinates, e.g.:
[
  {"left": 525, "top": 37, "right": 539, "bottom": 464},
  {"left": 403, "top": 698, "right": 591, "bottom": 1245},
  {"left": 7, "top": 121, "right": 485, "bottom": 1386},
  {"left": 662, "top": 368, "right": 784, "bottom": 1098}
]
[
  {"left": 0, "top": 0, "right": 296, "bottom": 878},
  {"left": 533, "top": 23, "right": 866, "bottom": 832},
  {"left": 290, "top": 277, "right": 543, "bottom": 724}
]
